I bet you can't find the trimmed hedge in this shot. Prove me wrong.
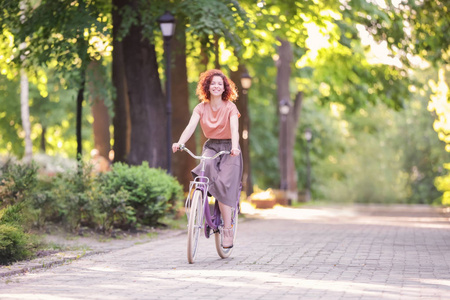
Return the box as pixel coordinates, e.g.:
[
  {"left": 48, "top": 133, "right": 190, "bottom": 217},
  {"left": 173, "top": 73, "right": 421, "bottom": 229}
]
[{"left": 98, "top": 162, "right": 183, "bottom": 229}]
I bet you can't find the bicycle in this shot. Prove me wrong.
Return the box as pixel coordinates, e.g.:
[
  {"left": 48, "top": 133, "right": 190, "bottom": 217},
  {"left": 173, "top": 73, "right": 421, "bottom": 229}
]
[{"left": 178, "top": 144, "right": 240, "bottom": 264}]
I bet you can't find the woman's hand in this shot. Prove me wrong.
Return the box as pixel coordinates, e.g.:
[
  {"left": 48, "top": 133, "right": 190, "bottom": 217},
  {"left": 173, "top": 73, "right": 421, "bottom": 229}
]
[
  {"left": 230, "top": 148, "right": 241, "bottom": 156},
  {"left": 172, "top": 143, "right": 181, "bottom": 153}
]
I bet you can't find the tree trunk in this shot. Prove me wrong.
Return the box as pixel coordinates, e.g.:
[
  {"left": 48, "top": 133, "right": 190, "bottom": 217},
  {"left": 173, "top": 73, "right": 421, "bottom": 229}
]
[
  {"left": 197, "top": 38, "right": 209, "bottom": 150},
  {"left": 290, "top": 91, "right": 303, "bottom": 189},
  {"left": 19, "top": 2, "right": 32, "bottom": 163},
  {"left": 122, "top": 13, "right": 166, "bottom": 168},
  {"left": 76, "top": 72, "right": 86, "bottom": 160},
  {"left": 214, "top": 35, "right": 220, "bottom": 69},
  {"left": 277, "top": 38, "right": 302, "bottom": 200},
  {"left": 171, "top": 20, "right": 196, "bottom": 190},
  {"left": 200, "top": 38, "right": 209, "bottom": 70},
  {"left": 112, "top": 0, "right": 130, "bottom": 163},
  {"left": 40, "top": 125, "right": 46, "bottom": 152},
  {"left": 230, "top": 65, "right": 253, "bottom": 197},
  {"left": 20, "top": 68, "right": 32, "bottom": 163},
  {"left": 87, "top": 60, "right": 111, "bottom": 160}
]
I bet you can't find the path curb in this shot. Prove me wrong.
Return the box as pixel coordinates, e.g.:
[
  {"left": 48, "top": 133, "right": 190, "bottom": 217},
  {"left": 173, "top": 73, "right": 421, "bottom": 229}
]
[
  {"left": 0, "top": 229, "right": 186, "bottom": 278},
  {"left": 0, "top": 250, "right": 107, "bottom": 278}
]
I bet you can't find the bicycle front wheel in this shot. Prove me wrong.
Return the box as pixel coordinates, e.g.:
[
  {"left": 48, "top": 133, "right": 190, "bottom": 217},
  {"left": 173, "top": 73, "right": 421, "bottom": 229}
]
[
  {"left": 215, "top": 207, "right": 239, "bottom": 259},
  {"left": 187, "top": 190, "right": 203, "bottom": 264}
]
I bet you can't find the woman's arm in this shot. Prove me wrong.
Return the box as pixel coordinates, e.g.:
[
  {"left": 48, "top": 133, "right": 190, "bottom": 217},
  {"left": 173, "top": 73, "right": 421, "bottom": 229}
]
[
  {"left": 172, "top": 112, "right": 200, "bottom": 152},
  {"left": 230, "top": 114, "right": 240, "bottom": 156}
]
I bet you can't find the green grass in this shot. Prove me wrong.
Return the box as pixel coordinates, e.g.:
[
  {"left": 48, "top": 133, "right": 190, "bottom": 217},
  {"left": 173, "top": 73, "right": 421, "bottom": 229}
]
[
  {"left": 158, "top": 214, "right": 187, "bottom": 230},
  {"left": 146, "top": 232, "right": 158, "bottom": 238}
]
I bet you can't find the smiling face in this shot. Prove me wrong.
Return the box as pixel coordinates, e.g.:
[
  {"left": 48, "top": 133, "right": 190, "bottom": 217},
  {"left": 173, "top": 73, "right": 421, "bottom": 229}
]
[
  {"left": 196, "top": 69, "right": 238, "bottom": 103},
  {"left": 209, "top": 75, "right": 224, "bottom": 98}
]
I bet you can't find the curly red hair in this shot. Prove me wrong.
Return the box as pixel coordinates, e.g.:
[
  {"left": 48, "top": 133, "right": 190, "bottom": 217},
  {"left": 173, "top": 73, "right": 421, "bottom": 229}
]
[{"left": 196, "top": 69, "right": 238, "bottom": 102}]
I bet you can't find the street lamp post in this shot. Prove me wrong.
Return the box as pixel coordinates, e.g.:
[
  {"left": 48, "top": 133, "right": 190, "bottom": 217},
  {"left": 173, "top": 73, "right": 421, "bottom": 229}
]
[
  {"left": 279, "top": 99, "right": 290, "bottom": 191},
  {"left": 304, "top": 128, "right": 312, "bottom": 201},
  {"left": 158, "top": 12, "right": 176, "bottom": 174},
  {"left": 240, "top": 72, "right": 252, "bottom": 196}
]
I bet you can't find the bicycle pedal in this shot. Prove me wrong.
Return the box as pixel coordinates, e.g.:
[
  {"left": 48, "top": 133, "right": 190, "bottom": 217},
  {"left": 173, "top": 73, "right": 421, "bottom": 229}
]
[{"left": 205, "top": 225, "right": 211, "bottom": 238}]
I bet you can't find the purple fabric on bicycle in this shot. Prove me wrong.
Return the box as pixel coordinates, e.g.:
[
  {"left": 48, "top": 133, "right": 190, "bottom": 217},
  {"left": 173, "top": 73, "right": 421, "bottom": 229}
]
[{"left": 191, "top": 139, "right": 243, "bottom": 208}]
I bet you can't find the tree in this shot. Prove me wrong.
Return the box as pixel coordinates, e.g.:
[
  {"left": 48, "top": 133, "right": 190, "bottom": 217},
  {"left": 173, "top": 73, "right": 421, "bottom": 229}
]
[
  {"left": 170, "top": 17, "right": 196, "bottom": 190},
  {"left": 247, "top": 0, "right": 339, "bottom": 197},
  {"left": 2, "top": 0, "right": 111, "bottom": 159},
  {"left": 19, "top": 1, "right": 32, "bottom": 163},
  {"left": 230, "top": 64, "right": 253, "bottom": 196},
  {"left": 345, "top": 0, "right": 450, "bottom": 66},
  {"left": 165, "top": 0, "right": 251, "bottom": 185},
  {"left": 276, "top": 39, "right": 302, "bottom": 198},
  {"left": 111, "top": 0, "right": 130, "bottom": 163},
  {"left": 119, "top": 0, "right": 166, "bottom": 167},
  {"left": 87, "top": 60, "right": 111, "bottom": 160},
  {"left": 240, "top": 0, "right": 415, "bottom": 196}
]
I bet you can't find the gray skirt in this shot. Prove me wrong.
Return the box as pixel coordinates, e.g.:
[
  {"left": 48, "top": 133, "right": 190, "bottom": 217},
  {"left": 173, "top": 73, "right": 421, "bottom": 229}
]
[{"left": 191, "top": 139, "right": 243, "bottom": 207}]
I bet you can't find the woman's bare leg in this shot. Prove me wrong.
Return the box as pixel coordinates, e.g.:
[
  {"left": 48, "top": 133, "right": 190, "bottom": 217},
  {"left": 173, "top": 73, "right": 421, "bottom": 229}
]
[
  {"left": 218, "top": 201, "right": 232, "bottom": 228},
  {"left": 218, "top": 201, "right": 233, "bottom": 248}
]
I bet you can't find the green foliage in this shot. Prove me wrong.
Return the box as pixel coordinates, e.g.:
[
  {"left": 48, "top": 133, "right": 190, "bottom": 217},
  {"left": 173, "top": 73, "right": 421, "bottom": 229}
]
[
  {"left": 250, "top": 99, "right": 280, "bottom": 189},
  {"left": 178, "top": 0, "right": 251, "bottom": 52},
  {"left": 117, "top": 0, "right": 166, "bottom": 42},
  {"left": 47, "top": 160, "right": 98, "bottom": 230},
  {"left": 94, "top": 185, "right": 131, "bottom": 232},
  {"left": 250, "top": 71, "right": 446, "bottom": 205},
  {"left": 0, "top": 161, "right": 38, "bottom": 207},
  {"left": 0, "top": 223, "right": 33, "bottom": 265},
  {"left": 0, "top": 74, "right": 21, "bottom": 155},
  {"left": 394, "top": 103, "right": 447, "bottom": 204},
  {"left": 296, "top": 92, "right": 447, "bottom": 204},
  {"left": 0, "top": 69, "right": 94, "bottom": 159},
  {"left": 0, "top": 158, "right": 184, "bottom": 233},
  {"left": 0, "top": 202, "right": 24, "bottom": 225},
  {"left": 99, "top": 162, "right": 183, "bottom": 227},
  {"left": 246, "top": 55, "right": 280, "bottom": 189},
  {"left": 28, "top": 188, "right": 54, "bottom": 229},
  {"left": 0, "top": 206, "right": 34, "bottom": 265},
  {"left": 344, "top": 0, "right": 450, "bottom": 65},
  {"left": 435, "top": 164, "right": 450, "bottom": 206},
  {"left": 310, "top": 47, "right": 410, "bottom": 111},
  {"left": 1, "top": 0, "right": 448, "bottom": 210},
  {"left": 314, "top": 103, "right": 409, "bottom": 204},
  {"left": 3, "top": 0, "right": 111, "bottom": 72}
]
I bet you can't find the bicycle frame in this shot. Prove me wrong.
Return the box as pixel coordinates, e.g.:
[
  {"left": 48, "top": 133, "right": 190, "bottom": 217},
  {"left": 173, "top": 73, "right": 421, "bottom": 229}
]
[{"left": 181, "top": 145, "right": 235, "bottom": 237}]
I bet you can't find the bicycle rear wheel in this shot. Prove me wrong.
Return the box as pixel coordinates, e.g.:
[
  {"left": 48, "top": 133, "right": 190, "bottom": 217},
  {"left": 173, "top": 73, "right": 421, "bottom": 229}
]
[
  {"left": 215, "top": 206, "right": 238, "bottom": 258},
  {"left": 187, "top": 190, "right": 203, "bottom": 264}
]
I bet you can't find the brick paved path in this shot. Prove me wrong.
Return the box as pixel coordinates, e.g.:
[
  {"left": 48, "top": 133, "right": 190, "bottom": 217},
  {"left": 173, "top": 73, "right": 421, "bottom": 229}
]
[{"left": 1, "top": 205, "right": 449, "bottom": 299}]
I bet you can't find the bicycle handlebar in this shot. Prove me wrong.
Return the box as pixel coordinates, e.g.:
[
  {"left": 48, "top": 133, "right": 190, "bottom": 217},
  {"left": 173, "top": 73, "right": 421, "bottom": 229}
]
[{"left": 179, "top": 144, "right": 230, "bottom": 160}]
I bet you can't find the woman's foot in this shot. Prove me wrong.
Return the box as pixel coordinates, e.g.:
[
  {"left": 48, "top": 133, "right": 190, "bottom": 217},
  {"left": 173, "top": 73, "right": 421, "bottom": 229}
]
[{"left": 222, "top": 227, "right": 234, "bottom": 248}]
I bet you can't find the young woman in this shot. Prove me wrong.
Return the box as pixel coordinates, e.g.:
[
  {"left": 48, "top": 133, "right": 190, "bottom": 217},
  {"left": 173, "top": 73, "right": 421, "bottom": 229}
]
[{"left": 172, "top": 69, "right": 243, "bottom": 248}]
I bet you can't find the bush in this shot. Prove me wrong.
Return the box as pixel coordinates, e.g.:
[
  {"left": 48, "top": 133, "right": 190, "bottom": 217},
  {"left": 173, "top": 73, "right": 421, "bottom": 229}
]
[
  {"left": 99, "top": 162, "right": 183, "bottom": 227},
  {"left": 95, "top": 184, "right": 132, "bottom": 232},
  {"left": 0, "top": 162, "right": 38, "bottom": 207},
  {"left": 48, "top": 160, "right": 98, "bottom": 231},
  {"left": 0, "top": 205, "right": 34, "bottom": 265},
  {"left": 0, "top": 159, "right": 184, "bottom": 235},
  {"left": 0, "top": 159, "right": 184, "bottom": 264}
]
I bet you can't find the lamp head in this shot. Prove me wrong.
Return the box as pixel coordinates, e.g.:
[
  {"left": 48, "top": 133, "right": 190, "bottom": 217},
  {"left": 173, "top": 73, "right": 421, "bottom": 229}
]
[
  {"left": 158, "top": 11, "right": 176, "bottom": 39},
  {"left": 279, "top": 98, "right": 290, "bottom": 115},
  {"left": 304, "top": 128, "right": 312, "bottom": 141},
  {"left": 240, "top": 72, "right": 252, "bottom": 90}
]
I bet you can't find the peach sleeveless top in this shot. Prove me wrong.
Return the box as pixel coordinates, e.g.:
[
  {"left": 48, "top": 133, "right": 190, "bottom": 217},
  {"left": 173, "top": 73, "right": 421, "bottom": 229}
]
[{"left": 193, "top": 101, "right": 240, "bottom": 139}]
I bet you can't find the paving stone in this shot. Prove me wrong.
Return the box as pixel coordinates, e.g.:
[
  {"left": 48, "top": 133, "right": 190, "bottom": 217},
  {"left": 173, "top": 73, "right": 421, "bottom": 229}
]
[{"left": 0, "top": 204, "right": 449, "bottom": 299}]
